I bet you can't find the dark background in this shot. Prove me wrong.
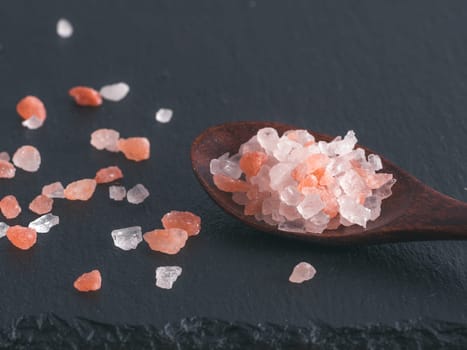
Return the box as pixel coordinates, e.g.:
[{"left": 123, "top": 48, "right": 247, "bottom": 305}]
[{"left": 0, "top": 0, "right": 466, "bottom": 330}]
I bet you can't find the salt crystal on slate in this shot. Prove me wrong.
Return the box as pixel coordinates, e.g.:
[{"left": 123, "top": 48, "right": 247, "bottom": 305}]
[
  {"left": 90, "top": 129, "right": 120, "bottom": 152},
  {"left": 111, "top": 226, "right": 142, "bottom": 250},
  {"left": 22, "top": 115, "right": 44, "bottom": 130},
  {"left": 28, "top": 214, "right": 59, "bottom": 233},
  {"left": 127, "top": 184, "right": 149, "bottom": 204},
  {"left": 0, "top": 152, "right": 10, "bottom": 162},
  {"left": 155, "top": 108, "right": 173, "bottom": 123},
  {"left": 109, "top": 186, "right": 126, "bottom": 201},
  {"left": 42, "top": 182, "right": 65, "bottom": 198},
  {"left": 0, "top": 222, "right": 9, "bottom": 238},
  {"left": 155, "top": 266, "right": 182, "bottom": 289},
  {"left": 0, "top": 160, "right": 15, "bottom": 179},
  {"left": 289, "top": 262, "right": 316, "bottom": 283},
  {"left": 12, "top": 145, "right": 41, "bottom": 172},
  {"left": 99, "top": 82, "right": 130, "bottom": 102},
  {"left": 57, "top": 18, "right": 73, "bottom": 38}
]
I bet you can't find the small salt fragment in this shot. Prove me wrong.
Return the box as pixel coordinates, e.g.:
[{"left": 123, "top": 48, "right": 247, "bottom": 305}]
[
  {"left": 0, "top": 160, "right": 16, "bottom": 179},
  {"left": 69, "top": 86, "right": 102, "bottom": 106},
  {"left": 111, "top": 226, "right": 142, "bottom": 250},
  {"left": 91, "top": 129, "right": 120, "bottom": 152},
  {"left": 16, "top": 96, "right": 46, "bottom": 121},
  {"left": 118, "top": 137, "right": 150, "bottom": 161},
  {"left": 210, "top": 152, "right": 242, "bottom": 179},
  {"left": 367, "top": 154, "right": 383, "bottom": 171},
  {"left": 0, "top": 195, "right": 21, "bottom": 219},
  {"left": 155, "top": 266, "right": 182, "bottom": 289},
  {"left": 95, "top": 166, "right": 123, "bottom": 184},
  {"left": 22, "top": 115, "right": 44, "bottom": 130},
  {"left": 280, "top": 186, "right": 303, "bottom": 206},
  {"left": 64, "top": 179, "right": 97, "bottom": 201},
  {"left": 28, "top": 214, "right": 59, "bottom": 233},
  {"left": 161, "top": 210, "right": 201, "bottom": 236},
  {"left": 257, "top": 127, "right": 280, "bottom": 154},
  {"left": 29, "top": 194, "right": 53, "bottom": 215},
  {"left": 144, "top": 228, "right": 188, "bottom": 255},
  {"left": 297, "top": 194, "right": 324, "bottom": 219},
  {"left": 278, "top": 220, "right": 306, "bottom": 233},
  {"left": 109, "top": 186, "right": 126, "bottom": 201},
  {"left": 0, "top": 152, "right": 10, "bottom": 162},
  {"left": 289, "top": 262, "right": 316, "bottom": 283},
  {"left": 373, "top": 178, "right": 396, "bottom": 199},
  {"left": 155, "top": 108, "right": 173, "bottom": 123},
  {"left": 6, "top": 226, "right": 37, "bottom": 250},
  {"left": 127, "top": 184, "right": 149, "bottom": 204},
  {"left": 74, "top": 270, "right": 102, "bottom": 292},
  {"left": 42, "top": 182, "right": 65, "bottom": 198},
  {"left": 57, "top": 18, "right": 73, "bottom": 38},
  {"left": 99, "top": 82, "right": 130, "bottom": 102},
  {"left": 12, "top": 145, "right": 41, "bottom": 172},
  {"left": 338, "top": 195, "right": 371, "bottom": 228},
  {"left": 0, "top": 222, "right": 9, "bottom": 238}
]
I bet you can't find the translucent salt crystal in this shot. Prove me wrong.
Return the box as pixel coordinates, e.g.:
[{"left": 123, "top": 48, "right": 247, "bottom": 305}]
[
  {"left": 327, "top": 157, "right": 352, "bottom": 177},
  {"left": 257, "top": 128, "right": 279, "bottom": 154},
  {"left": 373, "top": 178, "right": 396, "bottom": 199},
  {"left": 57, "top": 18, "right": 73, "bottom": 38},
  {"left": 271, "top": 210, "right": 286, "bottom": 223},
  {"left": 209, "top": 152, "right": 242, "bottom": 179},
  {"left": 338, "top": 169, "right": 368, "bottom": 197},
  {"left": 127, "top": 184, "right": 149, "bottom": 204},
  {"left": 0, "top": 152, "right": 9, "bottom": 162},
  {"left": 109, "top": 185, "right": 126, "bottom": 201},
  {"left": 269, "top": 163, "right": 295, "bottom": 190},
  {"left": 239, "top": 135, "right": 263, "bottom": 155},
  {"left": 0, "top": 222, "right": 9, "bottom": 238},
  {"left": 364, "top": 195, "right": 382, "bottom": 221},
  {"left": 332, "top": 130, "right": 357, "bottom": 155},
  {"left": 289, "top": 262, "right": 316, "bottom": 283},
  {"left": 111, "top": 226, "right": 142, "bottom": 250},
  {"left": 250, "top": 165, "right": 271, "bottom": 192},
  {"left": 261, "top": 195, "right": 279, "bottom": 216},
  {"left": 232, "top": 192, "right": 248, "bottom": 205},
  {"left": 12, "top": 145, "right": 41, "bottom": 172},
  {"left": 284, "top": 129, "right": 315, "bottom": 145},
  {"left": 278, "top": 219, "right": 306, "bottom": 233},
  {"left": 22, "top": 115, "right": 44, "bottom": 130},
  {"left": 155, "top": 266, "right": 182, "bottom": 289},
  {"left": 99, "top": 82, "right": 130, "bottom": 102},
  {"left": 338, "top": 195, "right": 371, "bottom": 228},
  {"left": 297, "top": 194, "right": 324, "bottom": 219},
  {"left": 155, "top": 108, "right": 173, "bottom": 123},
  {"left": 28, "top": 214, "right": 59, "bottom": 233},
  {"left": 367, "top": 154, "right": 383, "bottom": 171},
  {"left": 305, "top": 211, "right": 330, "bottom": 234},
  {"left": 262, "top": 214, "right": 277, "bottom": 226},
  {"left": 90, "top": 129, "right": 120, "bottom": 152},
  {"left": 278, "top": 202, "right": 301, "bottom": 221},
  {"left": 42, "top": 182, "right": 65, "bottom": 198},
  {"left": 273, "top": 139, "right": 301, "bottom": 162},
  {"left": 280, "top": 186, "right": 303, "bottom": 206}
]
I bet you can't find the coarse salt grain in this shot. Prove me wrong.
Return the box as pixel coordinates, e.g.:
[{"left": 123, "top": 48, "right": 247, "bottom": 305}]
[
  {"left": 22, "top": 115, "right": 44, "bottom": 130},
  {"left": 57, "top": 18, "right": 73, "bottom": 38},
  {"left": 155, "top": 108, "right": 173, "bottom": 123},
  {"left": 99, "top": 82, "right": 130, "bottom": 102}
]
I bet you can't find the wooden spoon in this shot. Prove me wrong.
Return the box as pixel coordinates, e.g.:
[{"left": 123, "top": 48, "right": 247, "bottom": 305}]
[{"left": 191, "top": 121, "right": 467, "bottom": 245}]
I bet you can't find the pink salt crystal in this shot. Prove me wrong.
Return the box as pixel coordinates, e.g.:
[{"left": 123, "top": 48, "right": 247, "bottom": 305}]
[
  {"left": 0, "top": 160, "right": 16, "bottom": 179},
  {"left": 90, "top": 129, "right": 120, "bottom": 152},
  {"left": 42, "top": 182, "right": 65, "bottom": 198},
  {"left": 29, "top": 195, "right": 53, "bottom": 215},
  {"left": 12, "top": 145, "right": 41, "bottom": 172},
  {"left": 95, "top": 166, "right": 123, "bottom": 184},
  {"left": 64, "top": 179, "right": 97, "bottom": 200},
  {"left": 289, "top": 262, "right": 316, "bottom": 283},
  {"left": 0, "top": 152, "right": 10, "bottom": 162},
  {"left": 109, "top": 186, "right": 126, "bottom": 201},
  {"left": 143, "top": 228, "right": 188, "bottom": 255},
  {"left": 161, "top": 211, "right": 201, "bottom": 236},
  {"left": 0, "top": 195, "right": 21, "bottom": 219}
]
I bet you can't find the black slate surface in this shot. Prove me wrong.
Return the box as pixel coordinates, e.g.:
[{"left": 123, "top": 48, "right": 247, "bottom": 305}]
[{"left": 0, "top": 0, "right": 467, "bottom": 346}]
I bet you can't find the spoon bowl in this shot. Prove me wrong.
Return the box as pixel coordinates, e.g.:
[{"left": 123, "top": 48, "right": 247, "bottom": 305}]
[{"left": 191, "top": 121, "right": 467, "bottom": 245}]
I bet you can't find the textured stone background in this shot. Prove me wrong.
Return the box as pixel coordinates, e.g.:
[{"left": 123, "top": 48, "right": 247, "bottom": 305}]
[{"left": 0, "top": 0, "right": 466, "bottom": 333}]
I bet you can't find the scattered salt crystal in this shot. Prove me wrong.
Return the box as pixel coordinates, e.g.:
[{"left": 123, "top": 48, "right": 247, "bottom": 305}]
[
  {"left": 57, "top": 18, "right": 73, "bottom": 38},
  {"left": 99, "top": 82, "right": 130, "bottom": 102},
  {"left": 90, "top": 129, "right": 120, "bottom": 152},
  {"left": 210, "top": 152, "right": 242, "bottom": 179},
  {"left": 42, "top": 182, "right": 65, "bottom": 198},
  {"left": 22, "top": 115, "right": 44, "bottom": 130},
  {"left": 111, "top": 226, "right": 142, "bottom": 250},
  {"left": 109, "top": 186, "right": 126, "bottom": 201},
  {"left": 0, "top": 160, "right": 15, "bottom": 179},
  {"left": 28, "top": 214, "right": 59, "bottom": 233},
  {"left": 0, "top": 222, "right": 9, "bottom": 238},
  {"left": 289, "top": 262, "right": 316, "bottom": 283},
  {"left": 127, "top": 184, "right": 149, "bottom": 204},
  {"left": 155, "top": 266, "right": 182, "bottom": 289},
  {"left": 12, "top": 145, "right": 41, "bottom": 172},
  {"left": 0, "top": 152, "right": 9, "bottom": 162},
  {"left": 155, "top": 108, "right": 173, "bottom": 123}
]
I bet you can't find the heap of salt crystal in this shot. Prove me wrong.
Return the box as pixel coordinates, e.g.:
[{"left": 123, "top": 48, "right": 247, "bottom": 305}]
[{"left": 210, "top": 128, "right": 396, "bottom": 234}]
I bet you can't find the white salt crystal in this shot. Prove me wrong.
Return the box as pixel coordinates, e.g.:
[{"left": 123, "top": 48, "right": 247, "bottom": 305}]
[
  {"left": 278, "top": 202, "right": 301, "bottom": 221},
  {"left": 373, "top": 178, "right": 396, "bottom": 199},
  {"left": 257, "top": 127, "right": 279, "bottom": 154},
  {"left": 278, "top": 219, "right": 306, "bottom": 233},
  {"left": 367, "top": 154, "right": 383, "bottom": 171},
  {"left": 273, "top": 139, "right": 301, "bottom": 162},
  {"left": 111, "top": 226, "right": 142, "bottom": 250},
  {"left": 239, "top": 135, "right": 263, "bottom": 155},
  {"left": 289, "top": 262, "right": 316, "bottom": 283},
  {"left": 22, "top": 116, "right": 44, "bottom": 130},
  {"left": 0, "top": 222, "right": 9, "bottom": 238},
  {"left": 338, "top": 195, "right": 371, "bottom": 228},
  {"left": 209, "top": 152, "right": 242, "bottom": 179},
  {"left": 12, "top": 145, "right": 41, "bottom": 172},
  {"left": 90, "top": 129, "right": 120, "bottom": 152},
  {"left": 297, "top": 194, "right": 324, "bottom": 219},
  {"left": 0, "top": 152, "right": 10, "bottom": 162},
  {"left": 156, "top": 266, "right": 182, "bottom": 289},
  {"left": 42, "top": 182, "right": 65, "bottom": 198},
  {"left": 155, "top": 108, "right": 173, "bottom": 123},
  {"left": 280, "top": 186, "right": 303, "bottom": 206},
  {"left": 364, "top": 195, "right": 382, "bottom": 221},
  {"left": 28, "top": 214, "right": 59, "bottom": 233},
  {"left": 99, "top": 82, "right": 130, "bottom": 102},
  {"left": 333, "top": 130, "right": 357, "bottom": 155},
  {"left": 57, "top": 18, "right": 73, "bottom": 38},
  {"left": 269, "top": 163, "right": 295, "bottom": 190},
  {"left": 127, "top": 184, "right": 149, "bottom": 204},
  {"left": 338, "top": 169, "right": 368, "bottom": 197},
  {"left": 109, "top": 186, "right": 126, "bottom": 201},
  {"left": 250, "top": 165, "right": 271, "bottom": 192}
]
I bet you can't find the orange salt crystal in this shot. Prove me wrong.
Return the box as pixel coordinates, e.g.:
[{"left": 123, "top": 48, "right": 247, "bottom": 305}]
[
  {"left": 0, "top": 195, "right": 21, "bottom": 219},
  {"left": 0, "top": 160, "right": 16, "bottom": 179},
  {"left": 64, "top": 179, "right": 97, "bottom": 200},
  {"left": 161, "top": 210, "right": 201, "bottom": 236},
  {"left": 244, "top": 199, "right": 262, "bottom": 215},
  {"left": 305, "top": 154, "right": 329, "bottom": 173},
  {"left": 6, "top": 226, "right": 37, "bottom": 250},
  {"left": 117, "top": 137, "right": 150, "bottom": 161},
  {"left": 16, "top": 96, "right": 46, "bottom": 121},
  {"left": 320, "top": 190, "right": 339, "bottom": 218},
  {"left": 69, "top": 86, "right": 102, "bottom": 106},
  {"left": 297, "top": 174, "right": 318, "bottom": 193},
  {"left": 239, "top": 151, "right": 268, "bottom": 177},
  {"left": 291, "top": 163, "right": 307, "bottom": 182},
  {"left": 213, "top": 174, "right": 250, "bottom": 192},
  {"left": 144, "top": 228, "right": 188, "bottom": 255},
  {"left": 29, "top": 194, "right": 53, "bottom": 215},
  {"left": 73, "top": 270, "right": 102, "bottom": 292},
  {"left": 95, "top": 166, "right": 123, "bottom": 184}
]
